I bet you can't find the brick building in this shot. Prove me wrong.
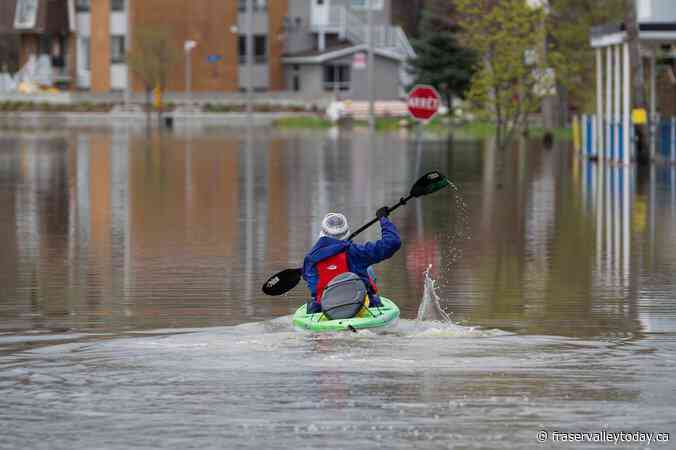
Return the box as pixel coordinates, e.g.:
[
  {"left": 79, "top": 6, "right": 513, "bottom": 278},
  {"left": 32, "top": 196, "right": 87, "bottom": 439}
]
[{"left": 0, "top": 0, "right": 414, "bottom": 99}]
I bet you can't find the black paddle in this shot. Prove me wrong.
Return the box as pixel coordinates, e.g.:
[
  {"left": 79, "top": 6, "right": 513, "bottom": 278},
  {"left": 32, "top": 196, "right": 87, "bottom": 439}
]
[{"left": 261, "top": 170, "right": 451, "bottom": 296}]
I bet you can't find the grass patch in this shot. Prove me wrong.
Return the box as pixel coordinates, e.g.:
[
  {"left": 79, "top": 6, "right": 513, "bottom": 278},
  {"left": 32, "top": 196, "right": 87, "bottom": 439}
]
[
  {"left": 0, "top": 101, "right": 114, "bottom": 113},
  {"left": 350, "top": 117, "right": 409, "bottom": 130},
  {"left": 451, "top": 121, "right": 496, "bottom": 138},
  {"left": 450, "top": 121, "right": 573, "bottom": 141},
  {"left": 528, "top": 126, "right": 573, "bottom": 141},
  {"left": 273, "top": 116, "right": 332, "bottom": 129},
  {"left": 375, "top": 117, "right": 407, "bottom": 131}
]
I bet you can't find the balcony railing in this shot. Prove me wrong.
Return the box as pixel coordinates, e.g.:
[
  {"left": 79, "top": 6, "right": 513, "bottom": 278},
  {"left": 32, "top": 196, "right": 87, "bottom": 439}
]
[{"left": 310, "top": 5, "right": 415, "bottom": 59}]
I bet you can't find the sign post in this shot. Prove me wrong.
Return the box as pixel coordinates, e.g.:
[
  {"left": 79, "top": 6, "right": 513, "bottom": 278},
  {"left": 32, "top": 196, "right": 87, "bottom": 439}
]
[
  {"left": 407, "top": 84, "right": 441, "bottom": 238},
  {"left": 407, "top": 84, "right": 441, "bottom": 123},
  {"left": 184, "top": 40, "right": 197, "bottom": 106},
  {"left": 407, "top": 84, "right": 441, "bottom": 175}
]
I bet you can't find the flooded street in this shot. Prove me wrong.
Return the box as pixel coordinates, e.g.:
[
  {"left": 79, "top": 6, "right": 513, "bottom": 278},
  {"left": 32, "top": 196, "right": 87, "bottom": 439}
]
[{"left": 1, "top": 125, "right": 675, "bottom": 448}]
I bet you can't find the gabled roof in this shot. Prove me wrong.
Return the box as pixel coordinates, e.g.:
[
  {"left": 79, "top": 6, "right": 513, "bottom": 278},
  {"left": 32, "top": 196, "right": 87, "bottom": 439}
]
[{"left": 282, "top": 44, "right": 407, "bottom": 64}]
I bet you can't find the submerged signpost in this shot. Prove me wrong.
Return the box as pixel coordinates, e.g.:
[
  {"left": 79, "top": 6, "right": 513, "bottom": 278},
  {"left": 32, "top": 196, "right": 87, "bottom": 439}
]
[
  {"left": 407, "top": 84, "right": 440, "bottom": 177},
  {"left": 407, "top": 84, "right": 441, "bottom": 238}
]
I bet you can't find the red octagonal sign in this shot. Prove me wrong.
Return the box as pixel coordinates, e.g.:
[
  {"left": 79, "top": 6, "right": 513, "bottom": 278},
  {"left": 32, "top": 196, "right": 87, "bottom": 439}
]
[{"left": 407, "top": 85, "right": 441, "bottom": 122}]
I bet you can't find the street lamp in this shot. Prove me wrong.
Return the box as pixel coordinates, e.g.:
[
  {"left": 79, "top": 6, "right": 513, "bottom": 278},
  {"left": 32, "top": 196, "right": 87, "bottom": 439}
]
[{"left": 184, "top": 40, "right": 197, "bottom": 106}]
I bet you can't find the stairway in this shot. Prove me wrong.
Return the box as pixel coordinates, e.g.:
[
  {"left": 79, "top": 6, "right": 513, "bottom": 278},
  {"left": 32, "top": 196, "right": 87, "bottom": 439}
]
[{"left": 310, "top": 5, "right": 415, "bottom": 59}]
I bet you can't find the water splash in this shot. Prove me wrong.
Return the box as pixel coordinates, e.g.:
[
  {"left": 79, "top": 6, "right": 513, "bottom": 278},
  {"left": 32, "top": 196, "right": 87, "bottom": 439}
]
[
  {"left": 416, "top": 265, "right": 451, "bottom": 322},
  {"left": 406, "top": 265, "right": 508, "bottom": 337},
  {"left": 442, "top": 180, "right": 471, "bottom": 273}
]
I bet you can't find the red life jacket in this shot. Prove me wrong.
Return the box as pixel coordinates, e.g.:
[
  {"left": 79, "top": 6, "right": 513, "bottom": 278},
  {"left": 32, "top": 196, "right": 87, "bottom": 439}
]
[{"left": 315, "top": 251, "right": 377, "bottom": 302}]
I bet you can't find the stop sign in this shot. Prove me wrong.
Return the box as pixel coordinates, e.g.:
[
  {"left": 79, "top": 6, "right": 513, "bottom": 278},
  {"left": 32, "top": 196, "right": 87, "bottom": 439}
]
[{"left": 407, "top": 85, "right": 441, "bottom": 122}]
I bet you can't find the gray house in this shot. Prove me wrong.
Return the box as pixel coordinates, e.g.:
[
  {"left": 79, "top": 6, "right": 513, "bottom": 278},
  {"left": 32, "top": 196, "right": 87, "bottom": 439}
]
[{"left": 280, "top": 0, "right": 415, "bottom": 100}]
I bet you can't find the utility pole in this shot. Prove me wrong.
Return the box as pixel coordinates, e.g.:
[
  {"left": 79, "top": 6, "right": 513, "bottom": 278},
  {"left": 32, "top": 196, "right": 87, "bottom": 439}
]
[
  {"left": 124, "top": 0, "right": 131, "bottom": 106},
  {"left": 246, "top": 0, "right": 254, "bottom": 120},
  {"left": 367, "top": 0, "right": 375, "bottom": 129},
  {"left": 625, "top": 0, "right": 648, "bottom": 164}
]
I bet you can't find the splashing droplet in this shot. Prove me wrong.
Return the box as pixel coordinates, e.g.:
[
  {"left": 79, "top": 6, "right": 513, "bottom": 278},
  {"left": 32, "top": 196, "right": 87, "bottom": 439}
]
[{"left": 416, "top": 265, "right": 451, "bottom": 322}]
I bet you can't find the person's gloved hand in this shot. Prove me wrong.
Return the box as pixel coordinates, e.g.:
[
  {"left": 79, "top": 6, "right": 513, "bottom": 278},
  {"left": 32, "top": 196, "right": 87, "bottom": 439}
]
[{"left": 376, "top": 206, "right": 390, "bottom": 219}]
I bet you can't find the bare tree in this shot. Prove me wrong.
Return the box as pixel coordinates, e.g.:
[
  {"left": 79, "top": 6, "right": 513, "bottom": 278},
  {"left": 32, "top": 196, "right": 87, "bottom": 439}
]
[{"left": 128, "top": 26, "right": 179, "bottom": 123}]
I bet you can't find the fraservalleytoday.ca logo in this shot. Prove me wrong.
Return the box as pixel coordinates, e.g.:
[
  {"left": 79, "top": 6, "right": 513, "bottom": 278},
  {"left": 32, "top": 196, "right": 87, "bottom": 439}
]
[{"left": 537, "top": 430, "right": 670, "bottom": 445}]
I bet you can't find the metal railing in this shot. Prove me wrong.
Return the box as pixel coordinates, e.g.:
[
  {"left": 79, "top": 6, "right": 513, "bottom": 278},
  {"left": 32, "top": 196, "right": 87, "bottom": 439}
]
[{"left": 310, "top": 5, "right": 415, "bottom": 59}]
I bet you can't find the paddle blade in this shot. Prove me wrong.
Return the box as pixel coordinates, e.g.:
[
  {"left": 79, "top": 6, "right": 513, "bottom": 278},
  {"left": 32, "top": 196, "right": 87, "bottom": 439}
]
[
  {"left": 262, "top": 268, "right": 302, "bottom": 296},
  {"left": 410, "top": 170, "right": 450, "bottom": 198}
]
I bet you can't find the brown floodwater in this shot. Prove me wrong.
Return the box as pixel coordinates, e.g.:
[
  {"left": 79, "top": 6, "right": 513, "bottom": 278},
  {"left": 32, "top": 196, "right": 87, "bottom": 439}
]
[{"left": 0, "top": 125, "right": 674, "bottom": 449}]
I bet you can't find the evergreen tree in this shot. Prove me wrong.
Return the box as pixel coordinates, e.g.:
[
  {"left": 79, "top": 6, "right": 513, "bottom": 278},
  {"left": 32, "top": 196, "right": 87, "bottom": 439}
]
[{"left": 408, "top": 9, "right": 477, "bottom": 114}]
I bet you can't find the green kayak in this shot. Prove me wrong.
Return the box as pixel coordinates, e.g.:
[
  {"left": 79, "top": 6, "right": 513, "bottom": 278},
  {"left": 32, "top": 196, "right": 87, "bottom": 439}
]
[{"left": 292, "top": 297, "right": 400, "bottom": 332}]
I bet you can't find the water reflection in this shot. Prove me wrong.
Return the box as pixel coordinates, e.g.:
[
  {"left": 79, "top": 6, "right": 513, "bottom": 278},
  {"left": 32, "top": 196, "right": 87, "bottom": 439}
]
[
  {"left": 1, "top": 127, "right": 676, "bottom": 339},
  {"left": 3, "top": 128, "right": 676, "bottom": 450},
  {"left": 577, "top": 156, "right": 676, "bottom": 336}
]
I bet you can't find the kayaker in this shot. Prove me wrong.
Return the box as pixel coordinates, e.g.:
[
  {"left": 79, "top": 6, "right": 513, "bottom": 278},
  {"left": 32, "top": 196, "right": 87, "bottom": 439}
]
[{"left": 302, "top": 208, "right": 401, "bottom": 314}]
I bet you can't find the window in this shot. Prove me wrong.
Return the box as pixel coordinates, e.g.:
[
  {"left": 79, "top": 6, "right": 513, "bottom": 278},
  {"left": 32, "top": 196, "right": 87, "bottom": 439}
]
[
  {"left": 81, "top": 37, "right": 90, "bottom": 71},
  {"left": 14, "top": 0, "right": 38, "bottom": 29},
  {"left": 323, "top": 64, "right": 350, "bottom": 91},
  {"left": 238, "top": 0, "right": 267, "bottom": 11},
  {"left": 75, "top": 0, "right": 90, "bottom": 12},
  {"left": 254, "top": 36, "right": 266, "bottom": 63},
  {"left": 111, "top": 36, "right": 126, "bottom": 63},
  {"left": 111, "top": 0, "right": 125, "bottom": 12},
  {"left": 238, "top": 36, "right": 245, "bottom": 63},
  {"left": 39, "top": 34, "right": 51, "bottom": 54},
  {"left": 238, "top": 35, "right": 267, "bottom": 63}
]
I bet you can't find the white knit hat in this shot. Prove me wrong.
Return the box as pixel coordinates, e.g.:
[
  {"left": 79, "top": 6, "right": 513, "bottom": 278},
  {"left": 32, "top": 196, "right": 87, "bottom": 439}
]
[{"left": 319, "top": 213, "right": 350, "bottom": 240}]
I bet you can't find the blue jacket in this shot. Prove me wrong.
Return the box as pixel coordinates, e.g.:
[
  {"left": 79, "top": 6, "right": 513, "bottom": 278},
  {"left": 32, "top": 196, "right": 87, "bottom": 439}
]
[{"left": 302, "top": 217, "right": 401, "bottom": 303}]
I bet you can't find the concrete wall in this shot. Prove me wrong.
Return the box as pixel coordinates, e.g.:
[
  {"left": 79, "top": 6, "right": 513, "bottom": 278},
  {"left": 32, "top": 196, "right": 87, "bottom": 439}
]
[
  {"left": 284, "top": 0, "right": 393, "bottom": 55},
  {"left": 290, "top": 52, "right": 401, "bottom": 100},
  {"left": 235, "top": 10, "right": 270, "bottom": 90},
  {"left": 109, "top": 9, "right": 127, "bottom": 91},
  {"left": 238, "top": 64, "right": 269, "bottom": 90},
  {"left": 335, "top": 52, "right": 400, "bottom": 100},
  {"left": 286, "top": 0, "right": 316, "bottom": 54},
  {"left": 288, "top": 64, "right": 324, "bottom": 96},
  {"left": 235, "top": 0, "right": 287, "bottom": 90},
  {"left": 237, "top": 10, "right": 268, "bottom": 34},
  {"left": 110, "top": 64, "right": 127, "bottom": 90},
  {"left": 75, "top": 12, "right": 89, "bottom": 88}
]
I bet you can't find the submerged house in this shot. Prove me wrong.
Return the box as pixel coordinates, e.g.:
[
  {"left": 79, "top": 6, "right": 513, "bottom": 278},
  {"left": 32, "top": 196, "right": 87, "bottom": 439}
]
[
  {"left": 587, "top": 0, "right": 676, "bottom": 163},
  {"left": 0, "top": 0, "right": 414, "bottom": 100},
  {"left": 282, "top": 0, "right": 415, "bottom": 100}
]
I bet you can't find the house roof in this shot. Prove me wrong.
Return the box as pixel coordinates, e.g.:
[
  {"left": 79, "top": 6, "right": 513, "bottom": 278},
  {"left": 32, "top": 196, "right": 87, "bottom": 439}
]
[
  {"left": 282, "top": 44, "right": 406, "bottom": 64},
  {"left": 283, "top": 43, "right": 356, "bottom": 59},
  {"left": 0, "top": 0, "right": 70, "bottom": 35},
  {"left": 590, "top": 21, "right": 676, "bottom": 47}
]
